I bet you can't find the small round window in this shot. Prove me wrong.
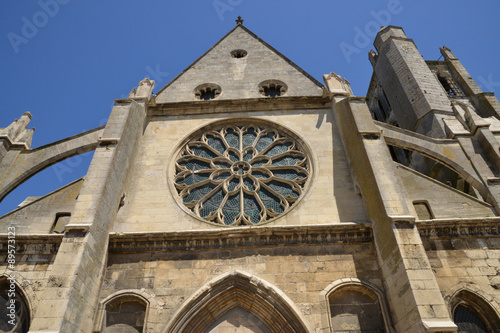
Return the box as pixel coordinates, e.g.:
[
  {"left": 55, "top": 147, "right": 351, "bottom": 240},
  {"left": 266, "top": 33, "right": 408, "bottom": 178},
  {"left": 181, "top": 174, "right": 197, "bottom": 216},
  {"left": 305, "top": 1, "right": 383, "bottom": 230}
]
[
  {"left": 194, "top": 83, "right": 221, "bottom": 101},
  {"left": 230, "top": 49, "right": 247, "bottom": 58},
  {"left": 259, "top": 80, "right": 287, "bottom": 98},
  {"left": 173, "top": 120, "right": 311, "bottom": 226}
]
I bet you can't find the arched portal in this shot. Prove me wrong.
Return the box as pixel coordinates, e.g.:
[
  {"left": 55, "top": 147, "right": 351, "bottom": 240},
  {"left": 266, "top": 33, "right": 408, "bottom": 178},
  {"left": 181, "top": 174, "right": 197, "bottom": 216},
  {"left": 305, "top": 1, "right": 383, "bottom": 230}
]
[{"left": 164, "top": 270, "right": 312, "bottom": 333}]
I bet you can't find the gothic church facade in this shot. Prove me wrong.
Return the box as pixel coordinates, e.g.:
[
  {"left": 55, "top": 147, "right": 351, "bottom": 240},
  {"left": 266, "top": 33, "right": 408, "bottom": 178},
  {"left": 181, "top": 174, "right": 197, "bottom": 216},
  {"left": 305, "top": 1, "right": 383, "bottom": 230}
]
[{"left": 1, "top": 22, "right": 500, "bottom": 333}]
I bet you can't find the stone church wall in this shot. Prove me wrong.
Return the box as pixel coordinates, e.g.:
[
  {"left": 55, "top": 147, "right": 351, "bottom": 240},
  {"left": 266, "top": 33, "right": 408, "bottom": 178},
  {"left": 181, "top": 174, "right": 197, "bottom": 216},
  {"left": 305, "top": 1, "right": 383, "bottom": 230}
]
[
  {"left": 114, "top": 107, "right": 369, "bottom": 233},
  {"left": 100, "top": 242, "right": 381, "bottom": 332}
]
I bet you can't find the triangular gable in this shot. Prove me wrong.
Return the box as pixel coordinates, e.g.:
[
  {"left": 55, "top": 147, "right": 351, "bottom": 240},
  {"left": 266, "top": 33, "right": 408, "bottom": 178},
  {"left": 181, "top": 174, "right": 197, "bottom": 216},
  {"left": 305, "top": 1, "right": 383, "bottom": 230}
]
[{"left": 156, "top": 24, "right": 323, "bottom": 103}]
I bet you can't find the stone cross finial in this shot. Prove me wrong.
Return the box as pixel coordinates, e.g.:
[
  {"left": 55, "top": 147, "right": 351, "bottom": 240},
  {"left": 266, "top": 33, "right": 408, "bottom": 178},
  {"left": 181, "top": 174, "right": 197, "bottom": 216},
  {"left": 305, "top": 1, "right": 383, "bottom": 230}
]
[{"left": 236, "top": 16, "right": 243, "bottom": 25}]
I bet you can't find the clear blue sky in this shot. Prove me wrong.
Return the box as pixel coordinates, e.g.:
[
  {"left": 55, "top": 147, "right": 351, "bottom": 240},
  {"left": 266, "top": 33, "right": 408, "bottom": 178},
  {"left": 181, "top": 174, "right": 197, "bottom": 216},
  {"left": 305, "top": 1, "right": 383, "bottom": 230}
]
[{"left": 1, "top": 1, "right": 499, "bottom": 215}]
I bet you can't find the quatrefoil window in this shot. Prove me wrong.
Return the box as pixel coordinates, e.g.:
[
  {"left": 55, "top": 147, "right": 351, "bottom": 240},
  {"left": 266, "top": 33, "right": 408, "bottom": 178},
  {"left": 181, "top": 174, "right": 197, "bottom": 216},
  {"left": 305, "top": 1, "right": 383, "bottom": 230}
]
[{"left": 174, "top": 122, "right": 310, "bottom": 226}]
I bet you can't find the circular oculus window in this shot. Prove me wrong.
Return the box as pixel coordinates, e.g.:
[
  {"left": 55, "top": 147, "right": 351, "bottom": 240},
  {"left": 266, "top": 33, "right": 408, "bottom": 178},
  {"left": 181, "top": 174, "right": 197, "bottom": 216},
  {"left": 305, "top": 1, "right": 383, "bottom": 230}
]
[{"left": 173, "top": 121, "right": 311, "bottom": 226}]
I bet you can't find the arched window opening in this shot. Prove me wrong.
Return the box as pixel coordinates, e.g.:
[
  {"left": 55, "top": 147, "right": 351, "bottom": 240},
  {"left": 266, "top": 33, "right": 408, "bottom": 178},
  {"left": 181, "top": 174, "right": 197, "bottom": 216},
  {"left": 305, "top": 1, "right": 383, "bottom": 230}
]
[
  {"left": 405, "top": 151, "right": 479, "bottom": 199},
  {"left": 0, "top": 278, "right": 30, "bottom": 333},
  {"left": 437, "top": 73, "right": 464, "bottom": 98},
  {"left": 438, "top": 75, "right": 455, "bottom": 96},
  {"left": 329, "top": 287, "right": 386, "bottom": 333},
  {"left": 387, "top": 144, "right": 410, "bottom": 165},
  {"left": 454, "top": 305, "right": 488, "bottom": 333},
  {"left": 258, "top": 80, "right": 287, "bottom": 98},
  {"left": 451, "top": 290, "right": 500, "bottom": 333},
  {"left": 230, "top": 49, "right": 248, "bottom": 58},
  {"left": 103, "top": 296, "right": 147, "bottom": 333},
  {"left": 194, "top": 83, "right": 221, "bottom": 101}
]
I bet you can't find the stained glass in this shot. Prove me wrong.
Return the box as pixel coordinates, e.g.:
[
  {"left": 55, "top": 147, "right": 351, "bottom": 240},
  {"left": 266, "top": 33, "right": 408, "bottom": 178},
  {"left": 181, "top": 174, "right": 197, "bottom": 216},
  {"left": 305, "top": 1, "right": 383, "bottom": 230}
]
[{"left": 174, "top": 122, "right": 310, "bottom": 225}]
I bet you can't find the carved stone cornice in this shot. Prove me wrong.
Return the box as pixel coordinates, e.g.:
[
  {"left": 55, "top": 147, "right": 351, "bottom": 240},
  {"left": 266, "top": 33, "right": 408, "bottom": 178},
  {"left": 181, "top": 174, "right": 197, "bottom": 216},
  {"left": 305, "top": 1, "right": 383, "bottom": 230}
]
[
  {"left": 417, "top": 218, "right": 500, "bottom": 239},
  {"left": 108, "top": 224, "right": 373, "bottom": 253},
  {"left": 0, "top": 234, "right": 63, "bottom": 255},
  {"left": 147, "top": 96, "right": 331, "bottom": 117}
]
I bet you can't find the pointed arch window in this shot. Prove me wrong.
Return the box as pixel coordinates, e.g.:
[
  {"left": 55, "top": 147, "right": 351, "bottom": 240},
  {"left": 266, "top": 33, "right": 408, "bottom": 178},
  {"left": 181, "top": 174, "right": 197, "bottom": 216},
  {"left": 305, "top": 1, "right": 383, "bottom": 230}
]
[
  {"left": 450, "top": 289, "right": 500, "bottom": 333},
  {"left": 454, "top": 305, "right": 488, "bottom": 333}
]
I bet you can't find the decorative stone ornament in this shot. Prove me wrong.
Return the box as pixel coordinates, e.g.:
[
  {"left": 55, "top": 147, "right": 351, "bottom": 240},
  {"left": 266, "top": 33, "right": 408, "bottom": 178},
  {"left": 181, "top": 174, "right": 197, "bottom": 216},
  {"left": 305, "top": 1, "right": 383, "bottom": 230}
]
[
  {"left": 258, "top": 80, "right": 287, "bottom": 97},
  {"left": 174, "top": 121, "right": 311, "bottom": 226},
  {"left": 194, "top": 83, "right": 221, "bottom": 100}
]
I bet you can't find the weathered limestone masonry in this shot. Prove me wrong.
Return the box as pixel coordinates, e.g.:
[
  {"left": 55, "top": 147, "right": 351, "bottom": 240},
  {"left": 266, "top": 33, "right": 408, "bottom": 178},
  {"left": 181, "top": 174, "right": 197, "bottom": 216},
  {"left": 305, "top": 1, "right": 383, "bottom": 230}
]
[
  {"left": 333, "top": 97, "right": 456, "bottom": 332},
  {"left": 0, "top": 112, "right": 34, "bottom": 163},
  {"left": 440, "top": 47, "right": 500, "bottom": 119},
  {"left": 1, "top": 22, "right": 500, "bottom": 333},
  {"left": 370, "top": 26, "right": 454, "bottom": 138},
  {"left": 28, "top": 79, "right": 154, "bottom": 332}
]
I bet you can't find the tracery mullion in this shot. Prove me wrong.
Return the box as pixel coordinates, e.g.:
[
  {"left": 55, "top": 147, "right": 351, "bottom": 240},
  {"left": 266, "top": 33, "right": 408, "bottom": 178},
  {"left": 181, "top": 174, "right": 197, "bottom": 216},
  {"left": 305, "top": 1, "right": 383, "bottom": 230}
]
[
  {"left": 267, "top": 165, "right": 309, "bottom": 175},
  {"left": 257, "top": 180, "right": 289, "bottom": 214},
  {"left": 259, "top": 138, "right": 295, "bottom": 157},
  {"left": 204, "top": 131, "right": 230, "bottom": 153},
  {"left": 188, "top": 141, "right": 224, "bottom": 159},
  {"left": 239, "top": 183, "right": 244, "bottom": 223},
  {"left": 261, "top": 176, "right": 302, "bottom": 200},
  {"left": 176, "top": 123, "right": 310, "bottom": 225},
  {"left": 238, "top": 126, "right": 243, "bottom": 153},
  {"left": 250, "top": 187, "right": 270, "bottom": 222},
  {"left": 269, "top": 150, "right": 306, "bottom": 167},
  {"left": 186, "top": 180, "right": 221, "bottom": 210},
  {"left": 253, "top": 129, "right": 278, "bottom": 153},
  {"left": 216, "top": 192, "right": 231, "bottom": 224}
]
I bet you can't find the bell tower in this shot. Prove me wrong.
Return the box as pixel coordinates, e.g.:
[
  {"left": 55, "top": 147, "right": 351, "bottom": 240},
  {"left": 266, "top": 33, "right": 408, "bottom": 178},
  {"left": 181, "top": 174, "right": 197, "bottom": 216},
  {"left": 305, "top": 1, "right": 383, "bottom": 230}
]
[{"left": 369, "top": 26, "right": 454, "bottom": 138}]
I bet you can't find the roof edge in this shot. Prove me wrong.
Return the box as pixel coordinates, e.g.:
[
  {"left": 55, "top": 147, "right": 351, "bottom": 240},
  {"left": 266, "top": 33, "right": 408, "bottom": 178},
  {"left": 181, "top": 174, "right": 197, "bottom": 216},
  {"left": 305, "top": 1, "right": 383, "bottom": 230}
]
[{"left": 155, "top": 24, "right": 323, "bottom": 96}]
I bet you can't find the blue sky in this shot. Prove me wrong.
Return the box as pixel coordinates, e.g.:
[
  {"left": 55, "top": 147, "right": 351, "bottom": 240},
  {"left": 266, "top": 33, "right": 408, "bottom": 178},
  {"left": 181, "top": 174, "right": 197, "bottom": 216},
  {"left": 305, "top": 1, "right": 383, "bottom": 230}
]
[{"left": 1, "top": 1, "right": 499, "bottom": 215}]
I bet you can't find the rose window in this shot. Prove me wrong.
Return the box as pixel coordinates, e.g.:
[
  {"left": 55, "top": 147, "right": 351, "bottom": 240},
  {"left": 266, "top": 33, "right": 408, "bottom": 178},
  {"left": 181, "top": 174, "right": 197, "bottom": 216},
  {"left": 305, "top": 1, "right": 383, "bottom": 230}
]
[{"left": 174, "top": 123, "right": 310, "bottom": 226}]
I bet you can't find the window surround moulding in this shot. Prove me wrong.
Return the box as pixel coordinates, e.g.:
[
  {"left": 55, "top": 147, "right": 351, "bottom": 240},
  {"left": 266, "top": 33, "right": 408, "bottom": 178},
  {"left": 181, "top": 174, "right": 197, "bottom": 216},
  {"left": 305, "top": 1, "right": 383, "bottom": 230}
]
[
  {"left": 258, "top": 79, "right": 288, "bottom": 98},
  {"left": 319, "top": 278, "right": 394, "bottom": 333},
  {"left": 194, "top": 83, "right": 222, "bottom": 101},
  {"left": 92, "top": 290, "right": 154, "bottom": 333}
]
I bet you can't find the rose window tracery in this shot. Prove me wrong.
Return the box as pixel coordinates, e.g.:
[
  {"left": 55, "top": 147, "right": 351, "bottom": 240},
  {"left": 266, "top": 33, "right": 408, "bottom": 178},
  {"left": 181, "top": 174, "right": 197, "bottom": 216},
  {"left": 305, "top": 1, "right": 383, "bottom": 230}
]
[{"left": 174, "top": 123, "right": 310, "bottom": 226}]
